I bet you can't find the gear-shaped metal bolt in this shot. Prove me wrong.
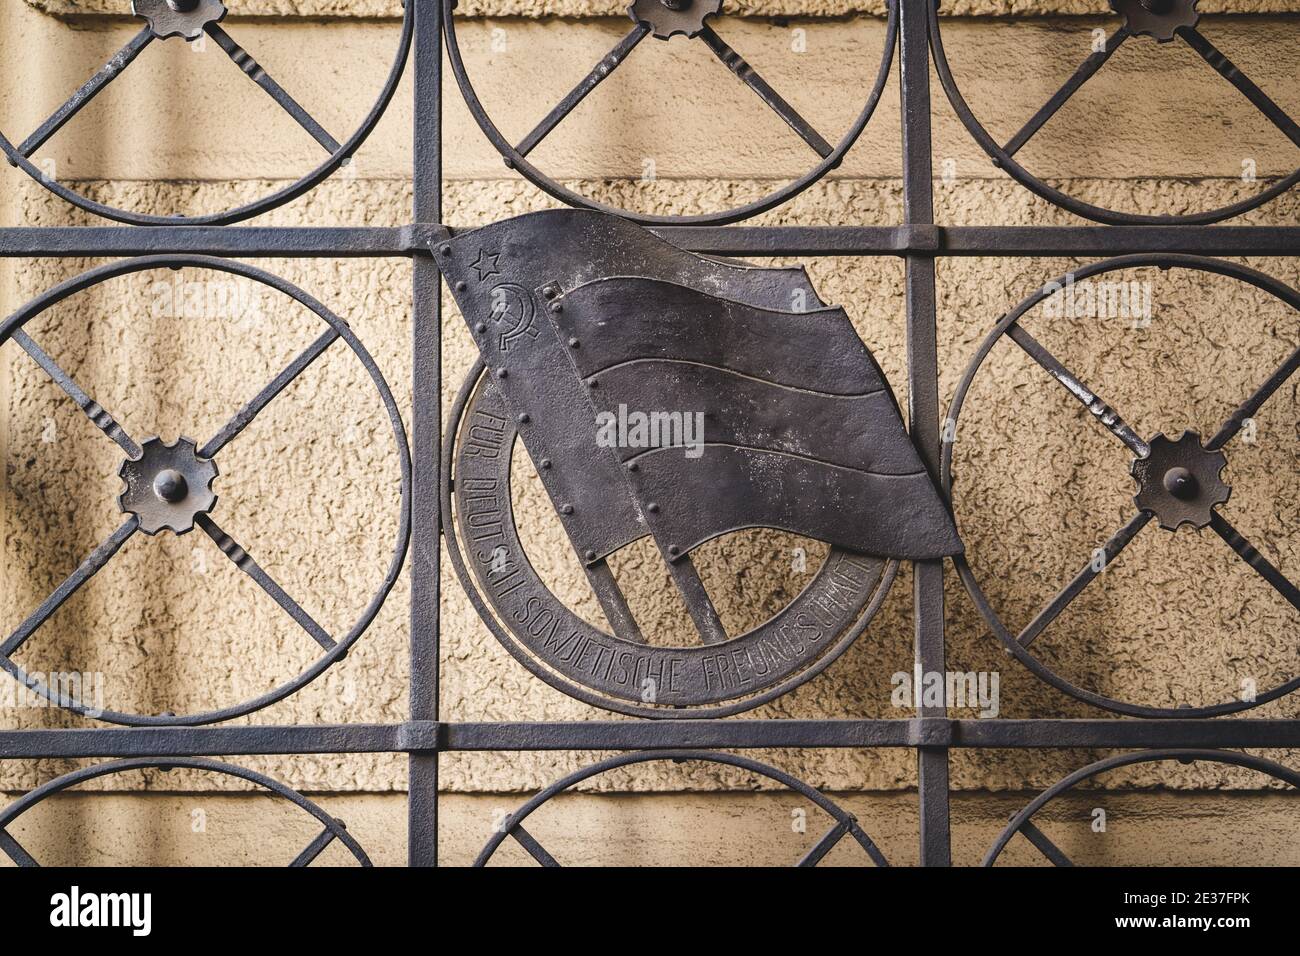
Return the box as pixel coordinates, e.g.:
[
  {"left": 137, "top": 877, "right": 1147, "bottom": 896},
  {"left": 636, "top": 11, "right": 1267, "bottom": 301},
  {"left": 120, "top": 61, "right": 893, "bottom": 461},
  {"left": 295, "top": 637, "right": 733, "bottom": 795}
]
[
  {"left": 132, "top": 0, "right": 227, "bottom": 41},
  {"left": 1131, "top": 430, "right": 1229, "bottom": 531},
  {"left": 1109, "top": 0, "right": 1199, "bottom": 42},
  {"left": 118, "top": 436, "right": 219, "bottom": 536},
  {"left": 627, "top": 0, "right": 721, "bottom": 40}
]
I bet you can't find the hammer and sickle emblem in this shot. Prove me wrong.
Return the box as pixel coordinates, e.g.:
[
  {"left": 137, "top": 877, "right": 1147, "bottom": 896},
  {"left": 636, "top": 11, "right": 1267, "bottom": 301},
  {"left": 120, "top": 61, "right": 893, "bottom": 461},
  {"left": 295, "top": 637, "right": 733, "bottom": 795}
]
[{"left": 488, "top": 283, "right": 539, "bottom": 352}]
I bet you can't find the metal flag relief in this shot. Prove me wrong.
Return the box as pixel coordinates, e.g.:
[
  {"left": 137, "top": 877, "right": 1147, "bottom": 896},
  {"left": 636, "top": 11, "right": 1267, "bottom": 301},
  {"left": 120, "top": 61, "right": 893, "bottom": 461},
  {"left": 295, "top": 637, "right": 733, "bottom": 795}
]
[{"left": 440, "top": 209, "right": 961, "bottom": 716}]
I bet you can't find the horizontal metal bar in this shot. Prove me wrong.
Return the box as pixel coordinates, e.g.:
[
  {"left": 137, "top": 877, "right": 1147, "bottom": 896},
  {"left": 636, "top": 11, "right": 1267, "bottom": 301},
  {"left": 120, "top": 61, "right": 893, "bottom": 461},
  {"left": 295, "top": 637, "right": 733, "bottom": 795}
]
[
  {"left": 0, "top": 227, "right": 426, "bottom": 258},
  {"left": 4, "top": 719, "right": 1300, "bottom": 759},
  {"left": 652, "top": 225, "right": 1300, "bottom": 257},
  {"left": 956, "top": 719, "right": 1300, "bottom": 749},
  {"left": 0, "top": 225, "right": 1296, "bottom": 259},
  {"left": 0, "top": 724, "right": 412, "bottom": 759},
  {"left": 443, "top": 720, "right": 914, "bottom": 751}
]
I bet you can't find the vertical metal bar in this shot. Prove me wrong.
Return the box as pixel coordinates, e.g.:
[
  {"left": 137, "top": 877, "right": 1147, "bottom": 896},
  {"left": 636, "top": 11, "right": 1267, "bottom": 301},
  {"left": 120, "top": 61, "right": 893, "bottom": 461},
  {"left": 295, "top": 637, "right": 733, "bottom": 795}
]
[
  {"left": 898, "top": 0, "right": 951, "bottom": 867},
  {"left": 409, "top": 0, "right": 443, "bottom": 868}
]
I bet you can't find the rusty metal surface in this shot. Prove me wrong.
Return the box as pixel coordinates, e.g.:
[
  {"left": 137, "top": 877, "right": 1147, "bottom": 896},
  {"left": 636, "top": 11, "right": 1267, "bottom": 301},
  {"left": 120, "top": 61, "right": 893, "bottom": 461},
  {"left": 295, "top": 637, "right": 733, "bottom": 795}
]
[{"left": 440, "top": 209, "right": 825, "bottom": 565}]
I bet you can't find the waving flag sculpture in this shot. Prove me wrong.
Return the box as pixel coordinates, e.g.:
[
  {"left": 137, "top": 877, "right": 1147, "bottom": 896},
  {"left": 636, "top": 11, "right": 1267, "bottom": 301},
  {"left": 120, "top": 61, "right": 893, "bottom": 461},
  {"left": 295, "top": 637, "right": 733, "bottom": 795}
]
[{"left": 439, "top": 210, "right": 961, "bottom": 715}]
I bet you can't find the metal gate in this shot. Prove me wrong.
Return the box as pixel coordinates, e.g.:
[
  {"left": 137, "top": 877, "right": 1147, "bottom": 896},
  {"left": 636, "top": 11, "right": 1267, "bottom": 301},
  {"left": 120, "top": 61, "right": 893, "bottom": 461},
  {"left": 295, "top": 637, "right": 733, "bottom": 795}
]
[{"left": 1, "top": 0, "right": 1298, "bottom": 867}]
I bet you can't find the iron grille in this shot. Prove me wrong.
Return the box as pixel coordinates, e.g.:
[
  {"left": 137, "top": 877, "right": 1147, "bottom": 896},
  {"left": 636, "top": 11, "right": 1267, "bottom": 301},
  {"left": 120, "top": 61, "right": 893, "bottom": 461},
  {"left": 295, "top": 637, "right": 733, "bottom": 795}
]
[{"left": 0, "top": 0, "right": 1297, "bottom": 867}]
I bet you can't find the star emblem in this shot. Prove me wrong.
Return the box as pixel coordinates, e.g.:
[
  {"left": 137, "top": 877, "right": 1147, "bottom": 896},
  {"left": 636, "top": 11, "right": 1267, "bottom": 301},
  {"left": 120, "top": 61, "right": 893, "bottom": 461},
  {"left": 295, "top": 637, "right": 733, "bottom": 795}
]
[{"left": 471, "top": 249, "right": 500, "bottom": 283}]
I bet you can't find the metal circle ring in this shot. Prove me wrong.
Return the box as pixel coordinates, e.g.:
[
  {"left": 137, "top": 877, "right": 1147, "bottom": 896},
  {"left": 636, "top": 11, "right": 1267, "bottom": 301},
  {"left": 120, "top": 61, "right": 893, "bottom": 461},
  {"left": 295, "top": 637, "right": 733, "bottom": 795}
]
[
  {"left": 943, "top": 254, "right": 1300, "bottom": 718},
  {"left": 444, "top": 363, "right": 898, "bottom": 719},
  {"left": 0, "top": 3, "right": 413, "bottom": 226},
  {"left": 0, "top": 256, "right": 411, "bottom": 727},
  {"left": 928, "top": 1, "right": 1300, "bottom": 225},
  {"left": 476, "top": 750, "right": 888, "bottom": 866},
  {"left": 984, "top": 749, "right": 1300, "bottom": 866},
  {"left": 0, "top": 757, "right": 372, "bottom": 866},
  {"left": 443, "top": 0, "right": 898, "bottom": 226}
]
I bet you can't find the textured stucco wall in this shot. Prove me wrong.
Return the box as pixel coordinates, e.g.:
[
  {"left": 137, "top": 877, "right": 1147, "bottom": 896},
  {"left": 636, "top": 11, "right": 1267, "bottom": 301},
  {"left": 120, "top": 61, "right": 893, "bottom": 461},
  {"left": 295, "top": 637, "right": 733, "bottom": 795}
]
[
  {"left": 22, "top": 0, "right": 1300, "bottom": 19},
  {"left": 1, "top": 0, "right": 1298, "bottom": 862},
  {"left": 4, "top": 789, "right": 1300, "bottom": 866}
]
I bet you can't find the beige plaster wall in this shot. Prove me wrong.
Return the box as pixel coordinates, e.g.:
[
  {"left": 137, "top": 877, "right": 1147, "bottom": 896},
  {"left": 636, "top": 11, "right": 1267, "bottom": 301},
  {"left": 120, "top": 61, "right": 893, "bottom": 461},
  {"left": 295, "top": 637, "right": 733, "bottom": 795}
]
[
  {"left": 3, "top": 789, "right": 1300, "bottom": 866},
  {"left": 21, "top": 0, "right": 1300, "bottom": 20},
  {"left": 0, "top": 0, "right": 1298, "bottom": 863}
]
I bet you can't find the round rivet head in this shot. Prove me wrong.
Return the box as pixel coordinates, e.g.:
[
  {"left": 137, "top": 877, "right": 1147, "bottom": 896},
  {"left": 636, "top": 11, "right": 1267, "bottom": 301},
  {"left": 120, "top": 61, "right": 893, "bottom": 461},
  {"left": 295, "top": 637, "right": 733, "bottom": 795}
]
[
  {"left": 588, "top": 379, "right": 599, "bottom": 389},
  {"left": 540, "top": 458, "right": 552, "bottom": 470},
  {"left": 627, "top": 462, "right": 638, "bottom": 472},
  {"left": 455, "top": 281, "right": 467, "bottom": 292},
  {"left": 475, "top": 323, "right": 487, "bottom": 333},
  {"left": 496, "top": 368, "right": 508, "bottom": 379},
  {"left": 568, "top": 338, "right": 580, "bottom": 348},
  {"left": 153, "top": 469, "right": 188, "bottom": 503},
  {"left": 1163, "top": 466, "right": 1198, "bottom": 500},
  {"left": 561, "top": 504, "right": 574, "bottom": 515},
  {"left": 439, "top": 244, "right": 451, "bottom": 255},
  {"left": 550, "top": 303, "right": 563, "bottom": 314},
  {"left": 518, "top": 413, "right": 530, "bottom": 424},
  {"left": 668, "top": 545, "right": 680, "bottom": 556},
  {"left": 647, "top": 502, "right": 659, "bottom": 513},
  {"left": 585, "top": 550, "right": 596, "bottom": 561}
]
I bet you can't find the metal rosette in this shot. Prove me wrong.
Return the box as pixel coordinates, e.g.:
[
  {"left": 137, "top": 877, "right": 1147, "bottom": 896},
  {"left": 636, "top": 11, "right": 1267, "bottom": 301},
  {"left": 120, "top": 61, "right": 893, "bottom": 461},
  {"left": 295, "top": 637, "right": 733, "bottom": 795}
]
[
  {"left": 442, "top": 0, "right": 898, "bottom": 225},
  {"left": 928, "top": 0, "right": 1300, "bottom": 225},
  {"left": 0, "top": 257, "right": 410, "bottom": 726},
  {"left": 0, "top": 2, "right": 413, "bottom": 225},
  {"left": 943, "top": 254, "right": 1300, "bottom": 719},
  {"left": 0, "top": 758, "right": 372, "bottom": 866},
  {"left": 983, "top": 750, "right": 1300, "bottom": 866},
  {"left": 475, "top": 751, "right": 889, "bottom": 867}
]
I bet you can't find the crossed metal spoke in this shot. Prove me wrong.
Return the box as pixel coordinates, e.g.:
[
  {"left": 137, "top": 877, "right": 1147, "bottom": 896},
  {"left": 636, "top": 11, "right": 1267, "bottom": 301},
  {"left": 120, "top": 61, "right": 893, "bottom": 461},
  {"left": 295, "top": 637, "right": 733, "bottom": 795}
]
[
  {"left": 289, "top": 824, "right": 339, "bottom": 867},
  {"left": 796, "top": 818, "right": 889, "bottom": 867},
  {"left": 0, "top": 516, "right": 139, "bottom": 659},
  {"left": 698, "top": 25, "right": 834, "bottom": 158},
  {"left": 13, "top": 17, "right": 346, "bottom": 164},
  {"left": 1018, "top": 511, "right": 1153, "bottom": 649},
  {"left": 1210, "top": 513, "right": 1300, "bottom": 614},
  {"left": 1007, "top": 323, "right": 1150, "bottom": 457},
  {"left": 0, "top": 828, "right": 39, "bottom": 868},
  {"left": 1002, "top": 28, "right": 1130, "bottom": 159},
  {"left": 797, "top": 819, "right": 851, "bottom": 866},
  {"left": 514, "top": 19, "right": 832, "bottom": 162},
  {"left": 189, "top": 330, "right": 347, "bottom": 654},
  {"left": 1177, "top": 26, "right": 1300, "bottom": 151},
  {"left": 515, "top": 22, "right": 651, "bottom": 158},
  {"left": 2, "top": 312, "right": 345, "bottom": 669},
  {"left": 509, "top": 823, "right": 561, "bottom": 866},
  {"left": 1206, "top": 341, "right": 1300, "bottom": 451},
  {"left": 1002, "top": 23, "right": 1300, "bottom": 160},
  {"left": 10, "top": 329, "right": 141, "bottom": 460},
  {"left": 1200, "top": 347, "right": 1300, "bottom": 614},
  {"left": 1009, "top": 322, "right": 1300, "bottom": 648},
  {"left": 16, "top": 26, "right": 154, "bottom": 159},
  {"left": 204, "top": 23, "right": 341, "bottom": 154},
  {"left": 200, "top": 329, "right": 339, "bottom": 459},
  {"left": 196, "top": 514, "right": 337, "bottom": 652},
  {"left": 1017, "top": 819, "right": 1075, "bottom": 866}
]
